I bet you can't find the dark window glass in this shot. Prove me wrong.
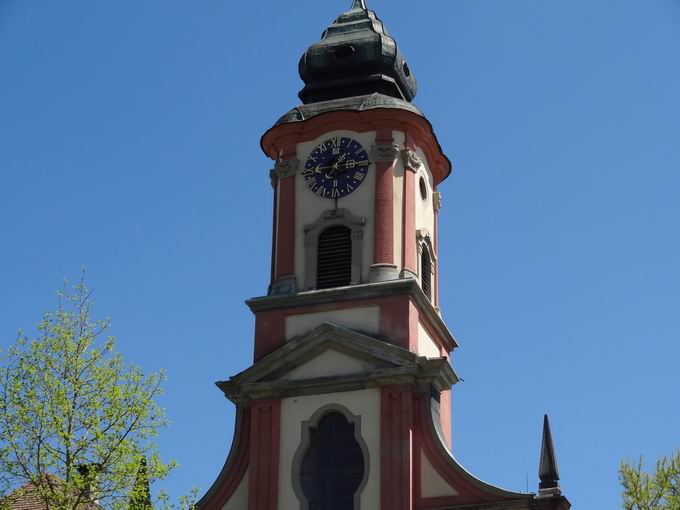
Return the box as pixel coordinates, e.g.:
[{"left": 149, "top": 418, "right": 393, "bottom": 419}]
[
  {"left": 421, "top": 245, "right": 431, "bottom": 299},
  {"left": 300, "top": 412, "right": 364, "bottom": 510},
  {"left": 317, "top": 226, "right": 352, "bottom": 289}
]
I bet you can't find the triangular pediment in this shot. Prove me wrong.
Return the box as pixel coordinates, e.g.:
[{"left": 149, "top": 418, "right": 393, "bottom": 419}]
[
  {"left": 217, "top": 323, "right": 458, "bottom": 403},
  {"left": 285, "top": 348, "right": 378, "bottom": 381}
]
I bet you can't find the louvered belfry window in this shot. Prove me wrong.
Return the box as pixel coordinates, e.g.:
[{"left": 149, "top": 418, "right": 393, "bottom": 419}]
[
  {"left": 317, "top": 225, "right": 352, "bottom": 289},
  {"left": 421, "top": 244, "right": 432, "bottom": 299},
  {"left": 300, "top": 412, "right": 365, "bottom": 510}
]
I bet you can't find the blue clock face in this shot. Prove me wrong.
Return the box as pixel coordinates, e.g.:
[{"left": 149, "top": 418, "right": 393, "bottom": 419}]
[{"left": 301, "top": 136, "right": 370, "bottom": 199}]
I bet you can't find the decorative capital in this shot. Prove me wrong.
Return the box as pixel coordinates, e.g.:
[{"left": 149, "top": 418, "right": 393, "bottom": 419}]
[
  {"left": 269, "top": 168, "right": 278, "bottom": 188},
  {"left": 433, "top": 191, "right": 442, "bottom": 211},
  {"left": 274, "top": 158, "right": 299, "bottom": 179},
  {"left": 400, "top": 148, "right": 422, "bottom": 171},
  {"left": 371, "top": 143, "right": 400, "bottom": 163}
]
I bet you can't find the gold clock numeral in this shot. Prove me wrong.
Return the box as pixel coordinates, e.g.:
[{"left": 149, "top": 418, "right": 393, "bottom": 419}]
[{"left": 354, "top": 172, "right": 365, "bottom": 181}]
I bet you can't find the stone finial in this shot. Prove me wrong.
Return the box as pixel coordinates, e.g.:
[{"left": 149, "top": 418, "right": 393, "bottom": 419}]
[
  {"left": 538, "top": 414, "right": 561, "bottom": 497},
  {"left": 350, "top": 0, "right": 368, "bottom": 10}
]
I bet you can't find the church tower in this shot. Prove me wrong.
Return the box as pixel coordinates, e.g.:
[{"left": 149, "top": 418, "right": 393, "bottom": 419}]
[{"left": 198, "top": 2, "right": 571, "bottom": 509}]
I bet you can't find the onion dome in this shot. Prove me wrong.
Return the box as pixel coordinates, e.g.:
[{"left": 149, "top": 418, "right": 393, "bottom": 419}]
[{"left": 298, "top": 0, "right": 417, "bottom": 104}]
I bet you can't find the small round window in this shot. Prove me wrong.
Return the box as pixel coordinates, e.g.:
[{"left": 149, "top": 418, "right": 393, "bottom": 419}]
[{"left": 419, "top": 176, "right": 428, "bottom": 201}]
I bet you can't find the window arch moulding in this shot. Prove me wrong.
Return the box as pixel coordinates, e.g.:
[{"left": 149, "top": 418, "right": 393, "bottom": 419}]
[
  {"left": 291, "top": 404, "right": 371, "bottom": 510},
  {"left": 417, "top": 228, "right": 436, "bottom": 301}
]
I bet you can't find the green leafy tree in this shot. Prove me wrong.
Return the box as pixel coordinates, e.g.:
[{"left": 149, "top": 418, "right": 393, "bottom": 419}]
[
  {"left": 620, "top": 450, "right": 680, "bottom": 510},
  {"left": 0, "top": 275, "right": 179, "bottom": 510},
  {"left": 129, "top": 458, "right": 152, "bottom": 510}
]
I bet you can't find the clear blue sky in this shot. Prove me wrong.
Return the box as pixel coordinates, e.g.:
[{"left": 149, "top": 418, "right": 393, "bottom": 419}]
[{"left": 1, "top": 0, "right": 679, "bottom": 507}]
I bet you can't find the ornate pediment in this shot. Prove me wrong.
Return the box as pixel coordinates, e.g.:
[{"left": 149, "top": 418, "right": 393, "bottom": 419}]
[{"left": 217, "top": 323, "right": 458, "bottom": 404}]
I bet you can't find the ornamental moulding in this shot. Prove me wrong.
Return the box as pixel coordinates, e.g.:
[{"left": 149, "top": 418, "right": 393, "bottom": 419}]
[
  {"left": 433, "top": 191, "right": 442, "bottom": 211},
  {"left": 371, "top": 143, "right": 400, "bottom": 163},
  {"left": 273, "top": 158, "right": 300, "bottom": 179},
  {"left": 400, "top": 147, "right": 422, "bottom": 171}
]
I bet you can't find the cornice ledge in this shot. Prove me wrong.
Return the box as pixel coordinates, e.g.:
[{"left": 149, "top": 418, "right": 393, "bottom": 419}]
[
  {"left": 246, "top": 279, "right": 459, "bottom": 350},
  {"left": 246, "top": 279, "right": 416, "bottom": 312},
  {"left": 218, "top": 358, "right": 456, "bottom": 404}
]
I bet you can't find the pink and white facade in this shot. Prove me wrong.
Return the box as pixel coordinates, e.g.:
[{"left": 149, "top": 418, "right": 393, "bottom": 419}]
[{"left": 197, "top": 2, "right": 570, "bottom": 510}]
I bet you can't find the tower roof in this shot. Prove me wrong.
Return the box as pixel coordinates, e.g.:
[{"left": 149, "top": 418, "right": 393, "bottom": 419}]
[{"left": 298, "top": 1, "right": 417, "bottom": 104}]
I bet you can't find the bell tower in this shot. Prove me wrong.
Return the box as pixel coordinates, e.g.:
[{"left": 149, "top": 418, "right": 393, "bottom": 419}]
[{"left": 197, "top": 2, "right": 571, "bottom": 510}]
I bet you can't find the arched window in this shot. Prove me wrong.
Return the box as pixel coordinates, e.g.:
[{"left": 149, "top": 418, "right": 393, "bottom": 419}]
[
  {"left": 421, "top": 243, "right": 432, "bottom": 300},
  {"left": 300, "top": 412, "right": 365, "bottom": 510},
  {"left": 316, "top": 225, "right": 352, "bottom": 289},
  {"left": 304, "top": 209, "right": 365, "bottom": 291}
]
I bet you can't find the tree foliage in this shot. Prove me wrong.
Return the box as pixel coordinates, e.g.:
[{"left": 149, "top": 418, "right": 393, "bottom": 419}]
[
  {"left": 0, "top": 276, "right": 175, "bottom": 510},
  {"left": 620, "top": 450, "right": 680, "bottom": 510},
  {"left": 129, "top": 458, "right": 152, "bottom": 510}
]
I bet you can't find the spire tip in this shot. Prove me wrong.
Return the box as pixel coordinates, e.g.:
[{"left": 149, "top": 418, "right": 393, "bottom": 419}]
[
  {"left": 538, "top": 414, "right": 561, "bottom": 497},
  {"left": 350, "top": 0, "right": 367, "bottom": 11}
]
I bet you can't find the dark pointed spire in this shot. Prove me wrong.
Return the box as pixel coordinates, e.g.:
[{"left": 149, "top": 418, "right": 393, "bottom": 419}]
[
  {"left": 350, "top": 0, "right": 367, "bottom": 10},
  {"left": 538, "top": 415, "right": 561, "bottom": 496}
]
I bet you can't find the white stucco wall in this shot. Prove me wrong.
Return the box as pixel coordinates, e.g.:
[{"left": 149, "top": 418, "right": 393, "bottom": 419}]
[
  {"left": 294, "top": 130, "right": 377, "bottom": 287},
  {"left": 284, "top": 306, "right": 380, "bottom": 341},
  {"left": 420, "top": 450, "right": 458, "bottom": 498},
  {"left": 220, "top": 468, "right": 249, "bottom": 510},
  {"left": 414, "top": 146, "right": 436, "bottom": 251},
  {"left": 278, "top": 389, "right": 381, "bottom": 510},
  {"left": 417, "top": 321, "right": 441, "bottom": 358}
]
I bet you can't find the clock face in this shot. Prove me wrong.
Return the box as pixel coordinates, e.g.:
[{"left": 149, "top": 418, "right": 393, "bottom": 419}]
[{"left": 301, "top": 136, "right": 370, "bottom": 199}]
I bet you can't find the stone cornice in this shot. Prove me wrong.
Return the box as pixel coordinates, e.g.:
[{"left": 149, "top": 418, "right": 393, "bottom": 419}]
[
  {"left": 220, "top": 360, "right": 456, "bottom": 404},
  {"left": 246, "top": 279, "right": 459, "bottom": 350}
]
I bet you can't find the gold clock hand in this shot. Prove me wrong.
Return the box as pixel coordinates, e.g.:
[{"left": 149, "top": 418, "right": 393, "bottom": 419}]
[{"left": 335, "top": 160, "right": 370, "bottom": 174}]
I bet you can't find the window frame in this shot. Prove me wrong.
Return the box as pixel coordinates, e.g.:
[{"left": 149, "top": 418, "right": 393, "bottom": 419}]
[
  {"left": 291, "top": 404, "right": 370, "bottom": 510},
  {"left": 304, "top": 208, "right": 365, "bottom": 291},
  {"left": 417, "top": 229, "right": 436, "bottom": 301}
]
